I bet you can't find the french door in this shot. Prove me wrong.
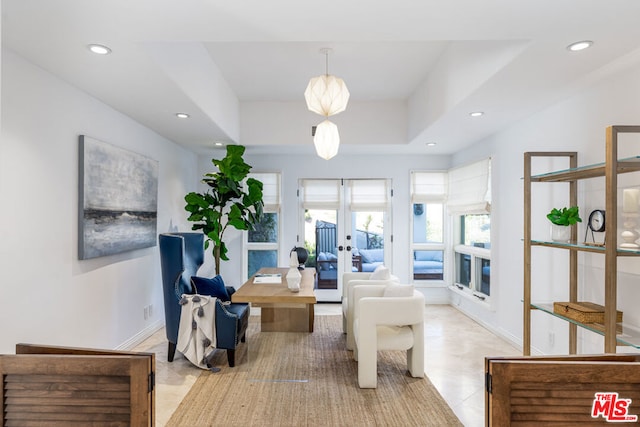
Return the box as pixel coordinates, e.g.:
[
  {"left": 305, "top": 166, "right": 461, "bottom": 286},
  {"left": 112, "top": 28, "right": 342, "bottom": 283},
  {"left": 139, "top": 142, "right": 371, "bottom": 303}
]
[{"left": 298, "top": 179, "right": 392, "bottom": 302}]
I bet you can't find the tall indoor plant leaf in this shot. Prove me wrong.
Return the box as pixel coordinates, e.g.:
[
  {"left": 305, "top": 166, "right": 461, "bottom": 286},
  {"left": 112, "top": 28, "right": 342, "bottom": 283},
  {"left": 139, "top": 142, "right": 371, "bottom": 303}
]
[{"left": 185, "top": 145, "right": 264, "bottom": 274}]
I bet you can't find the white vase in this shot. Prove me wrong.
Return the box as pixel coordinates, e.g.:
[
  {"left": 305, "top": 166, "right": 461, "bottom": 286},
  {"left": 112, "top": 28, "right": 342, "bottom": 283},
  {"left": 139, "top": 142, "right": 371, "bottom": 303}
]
[
  {"left": 551, "top": 224, "right": 571, "bottom": 242},
  {"left": 286, "top": 267, "right": 301, "bottom": 292}
]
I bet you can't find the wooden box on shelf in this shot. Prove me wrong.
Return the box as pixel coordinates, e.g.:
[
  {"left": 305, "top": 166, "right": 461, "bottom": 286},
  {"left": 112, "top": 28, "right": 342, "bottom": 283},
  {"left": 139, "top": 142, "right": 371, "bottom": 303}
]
[{"left": 553, "top": 301, "right": 623, "bottom": 324}]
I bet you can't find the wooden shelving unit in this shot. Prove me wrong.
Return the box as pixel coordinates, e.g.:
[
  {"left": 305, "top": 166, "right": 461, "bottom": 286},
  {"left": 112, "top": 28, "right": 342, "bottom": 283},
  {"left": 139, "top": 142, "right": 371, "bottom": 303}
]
[{"left": 523, "top": 125, "right": 640, "bottom": 355}]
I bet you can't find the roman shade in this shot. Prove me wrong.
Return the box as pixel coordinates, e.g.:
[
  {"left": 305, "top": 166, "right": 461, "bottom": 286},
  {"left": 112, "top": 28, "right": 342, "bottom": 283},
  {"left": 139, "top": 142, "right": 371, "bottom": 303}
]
[
  {"left": 248, "top": 172, "right": 280, "bottom": 212},
  {"left": 349, "top": 179, "right": 390, "bottom": 211},
  {"left": 446, "top": 158, "right": 491, "bottom": 215},
  {"left": 301, "top": 179, "right": 341, "bottom": 210},
  {"left": 411, "top": 171, "right": 447, "bottom": 203}
]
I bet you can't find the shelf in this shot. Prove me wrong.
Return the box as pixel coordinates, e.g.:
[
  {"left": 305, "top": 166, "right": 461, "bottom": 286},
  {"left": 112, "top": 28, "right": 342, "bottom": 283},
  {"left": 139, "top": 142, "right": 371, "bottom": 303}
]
[
  {"left": 530, "top": 303, "right": 640, "bottom": 349},
  {"left": 530, "top": 155, "right": 640, "bottom": 182},
  {"left": 530, "top": 239, "right": 640, "bottom": 256},
  {"left": 524, "top": 128, "right": 640, "bottom": 355}
]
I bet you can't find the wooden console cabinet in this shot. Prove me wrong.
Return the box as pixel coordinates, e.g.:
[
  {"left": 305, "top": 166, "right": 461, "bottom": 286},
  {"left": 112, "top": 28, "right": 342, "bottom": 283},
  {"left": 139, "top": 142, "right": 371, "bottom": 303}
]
[
  {"left": 1, "top": 343, "right": 155, "bottom": 426},
  {"left": 486, "top": 354, "right": 640, "bottom": 425}
]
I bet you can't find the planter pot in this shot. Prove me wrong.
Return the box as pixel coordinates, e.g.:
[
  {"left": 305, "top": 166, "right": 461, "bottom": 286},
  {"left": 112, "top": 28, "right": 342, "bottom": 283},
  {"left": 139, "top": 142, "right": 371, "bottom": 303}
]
[{"left": 551, "top": 224, "right": 571, "bottom": 242}]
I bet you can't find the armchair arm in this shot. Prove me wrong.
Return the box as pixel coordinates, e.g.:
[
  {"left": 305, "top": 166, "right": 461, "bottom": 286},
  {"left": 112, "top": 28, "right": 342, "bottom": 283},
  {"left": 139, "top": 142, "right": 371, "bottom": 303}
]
[
  {"left": 354, "top": 287, "right": 425, "bottom": 327},
  {"left": 216, "top": 299, "right": 248, "bottom": 349},
  {"left": 346, "top": 279, "right": 396, "bottom": 308},
  {"left": 352, "top": 285, "right": 386, "bottom": 321},
  {"left": 342, "top": 272, "right": 371, "bottom": 297}
]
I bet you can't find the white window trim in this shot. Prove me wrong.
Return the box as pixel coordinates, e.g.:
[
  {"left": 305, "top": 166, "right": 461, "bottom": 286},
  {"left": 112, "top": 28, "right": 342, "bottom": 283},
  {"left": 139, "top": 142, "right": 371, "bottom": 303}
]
[
  {"left": 452, "top": 243, "right": 491, "bottom": 305},
  {"left": 242, "top": 172, "right": 282, "bottom": 282},
  {"left": 410, "top": 171, "right": 448, "bottom": 286},
  {"left": 410, "top": 226, "right": 447, "bottom": 287},
  {"left": 447, "top": 159, "right": 492, "bottom": 307}
]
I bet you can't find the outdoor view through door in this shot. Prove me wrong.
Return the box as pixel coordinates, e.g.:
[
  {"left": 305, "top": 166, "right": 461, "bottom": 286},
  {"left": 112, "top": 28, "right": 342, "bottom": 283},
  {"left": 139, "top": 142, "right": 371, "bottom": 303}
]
[{"left": 300, "top": 179, "right": 392, "bottom": 302}]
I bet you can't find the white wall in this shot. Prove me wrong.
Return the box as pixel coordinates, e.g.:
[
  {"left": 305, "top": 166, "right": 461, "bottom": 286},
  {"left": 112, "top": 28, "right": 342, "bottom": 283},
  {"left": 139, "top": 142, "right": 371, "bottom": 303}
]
[
  {"left": 0, "top": 48, "right": 199, "bottom": 353},
  {"left": 450, "top": 57, "right": 640, "bottom": 354},
  {"left": 241, "top": 100, "right": 407, "bottom": 148},
  {"left": 193, "top": 151, "right": 451, "bottom": 302}
]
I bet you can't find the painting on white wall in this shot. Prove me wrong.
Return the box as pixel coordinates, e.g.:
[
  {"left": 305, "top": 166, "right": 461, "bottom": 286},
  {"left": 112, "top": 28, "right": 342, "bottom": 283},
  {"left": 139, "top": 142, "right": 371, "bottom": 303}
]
[{"left": 78, "top": 135, "right": 158, "bottom": 259}]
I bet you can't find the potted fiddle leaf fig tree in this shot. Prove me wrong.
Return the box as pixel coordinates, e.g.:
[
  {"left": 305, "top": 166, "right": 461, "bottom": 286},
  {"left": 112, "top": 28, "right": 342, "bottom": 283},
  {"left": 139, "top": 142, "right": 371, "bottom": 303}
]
[
  {"left": 184, "top": 145, "right": 264, "bottom": 274},
  {"left": 547, "top": 206, "right": 582, "bottom": 242}
]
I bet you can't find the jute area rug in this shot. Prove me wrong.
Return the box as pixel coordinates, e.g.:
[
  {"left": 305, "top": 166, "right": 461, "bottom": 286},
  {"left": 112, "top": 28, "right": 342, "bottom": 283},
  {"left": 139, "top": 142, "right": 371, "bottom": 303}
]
[{"left": 167, "top": 315, "right": 462, "bottom": 427}]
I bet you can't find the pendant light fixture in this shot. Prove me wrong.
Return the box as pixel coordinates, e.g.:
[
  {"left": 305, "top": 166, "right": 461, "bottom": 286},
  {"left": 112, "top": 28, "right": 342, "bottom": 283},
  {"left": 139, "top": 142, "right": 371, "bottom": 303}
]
[
  {"left": 304, "top": 48, "right": 350, "bottom": 117},
  {"left": 305, "top": 48, "right": 349, "bottom": 160},
  {"left": 313, "top": 120, "right": 340, "bottom": 160}
]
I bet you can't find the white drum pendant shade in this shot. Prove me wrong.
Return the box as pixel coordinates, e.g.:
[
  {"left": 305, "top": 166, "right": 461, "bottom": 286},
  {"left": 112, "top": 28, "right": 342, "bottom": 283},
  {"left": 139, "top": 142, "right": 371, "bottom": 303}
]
[
  {"left": 304, "top": 75, "right": 350, "bottom": 117},
  {"left": 313, "top": 120, "right": 340, "bottom": 160}
]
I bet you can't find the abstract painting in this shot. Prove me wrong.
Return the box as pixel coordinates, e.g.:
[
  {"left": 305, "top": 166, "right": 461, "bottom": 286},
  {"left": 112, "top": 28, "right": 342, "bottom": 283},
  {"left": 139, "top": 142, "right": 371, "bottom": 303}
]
[{"left": 79, "top": 135, "right": 158, "bottom": 259}]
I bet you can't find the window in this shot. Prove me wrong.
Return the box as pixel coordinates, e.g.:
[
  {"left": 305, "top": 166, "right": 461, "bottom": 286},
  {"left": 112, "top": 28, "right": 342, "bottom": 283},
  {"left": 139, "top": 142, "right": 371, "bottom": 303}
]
[
  {"left": 244, "top": 173, "right": 281, "bottom": 279},
  {"left": 462, "top": 214, "right": 490, "bottom": 246},
  {"left": 453, "top": 242, "right": 490, "bottom": 298},
  {"left": 410, "top": 172, "right": 446, "bottom": 282},
  {"left": 349, "top": 179, "right": 391, "bottom": 258},
  {"left": 448, "top": 159, "right": 491, "bottom": 300},
  {"left": 301, "top": 179, "right": 392, "bottom": 296},
  {"left": 300, "top": 179, "right": 341, "bottom": 289}
]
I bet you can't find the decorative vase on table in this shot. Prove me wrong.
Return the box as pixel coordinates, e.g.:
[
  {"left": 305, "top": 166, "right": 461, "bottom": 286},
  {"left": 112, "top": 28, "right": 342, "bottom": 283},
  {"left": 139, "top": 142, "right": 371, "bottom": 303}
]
[
  {"left": 551, "top": 224, "right": 571, "bottom": 242},
  {"left": 286, "top": 251, "right": 301, "bottom": 292}
]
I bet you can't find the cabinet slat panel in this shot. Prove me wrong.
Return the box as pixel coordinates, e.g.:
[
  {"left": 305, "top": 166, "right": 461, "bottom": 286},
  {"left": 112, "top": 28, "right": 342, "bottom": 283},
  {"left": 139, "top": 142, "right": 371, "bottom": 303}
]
[
  {"left": 487, "top": 356, "right": 640, "bottom": 426},
  {"left": 1, "top": 353, "right": 152, "bottom": 426},
  {"left": 4, "top": 372, "right": 131, "bottom": 423}
]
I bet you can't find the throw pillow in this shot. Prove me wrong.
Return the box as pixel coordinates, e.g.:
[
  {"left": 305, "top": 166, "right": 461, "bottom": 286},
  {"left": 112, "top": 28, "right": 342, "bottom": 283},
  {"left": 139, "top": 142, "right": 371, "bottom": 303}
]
[
  {"left": 317, "top": 252, "right": 330, "bottom": 270},
  {"left": 369, "top": 265, "right": 390, "bottom": 280},
  {"left": 191, "top": 275, "right": 230, "bottom": 301},
  {"left": 326, "top": 252, "right": 338, "bottom": 269},
  {"left": 358, "top": 249, "right": 372, "bottom": 264},
  {"left": 383, "top": 284, "right": 414, "bottom": 297}
]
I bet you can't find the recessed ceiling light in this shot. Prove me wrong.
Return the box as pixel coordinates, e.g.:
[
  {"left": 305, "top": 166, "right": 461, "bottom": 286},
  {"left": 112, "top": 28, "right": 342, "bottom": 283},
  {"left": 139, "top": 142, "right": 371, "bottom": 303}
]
[
  {"left": 469, "top": 111, "right": 484, "bottom": 117},
  {"left": 426, "top": 142, "right": 437, "bottom": 147},
  {"left": 175, "top": 113, "right": 190, "bottom": 119},
  {"left": 88, "top": 44, "right": 112, "bottom": 55},
  {"left": 214, "top": 142, "right": 224, "bottom": 147},
  {"left": 567, "top": 40, "right": 593, "bottom": 52}
]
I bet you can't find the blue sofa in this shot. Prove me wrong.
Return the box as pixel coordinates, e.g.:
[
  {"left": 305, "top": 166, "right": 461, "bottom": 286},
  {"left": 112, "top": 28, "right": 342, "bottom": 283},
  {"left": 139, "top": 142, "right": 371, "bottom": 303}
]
[
  {"left": 316, "top": 251, "right": 338, "bottom": 288},
  {"left": 357, "top": 248, "right": 384, "bottom": 272},
  {"left": 413, "top": 250, "right": 443, "bottom": 280},
  {"left": 318, "top": 247, "right": 444, "bottom": 281}
]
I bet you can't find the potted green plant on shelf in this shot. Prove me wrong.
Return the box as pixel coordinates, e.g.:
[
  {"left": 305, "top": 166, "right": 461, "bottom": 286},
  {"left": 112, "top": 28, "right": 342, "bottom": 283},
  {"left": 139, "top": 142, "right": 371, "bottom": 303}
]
[
  {"left": 547, "top": 206, "right": 582, "bottom": 242},
  {"left": 184, "top": 145, "right": 264, "bottom": 274}
]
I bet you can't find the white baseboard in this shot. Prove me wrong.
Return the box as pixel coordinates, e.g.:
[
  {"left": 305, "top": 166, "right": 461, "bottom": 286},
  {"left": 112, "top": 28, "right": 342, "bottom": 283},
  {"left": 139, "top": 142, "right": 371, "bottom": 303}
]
[
  {"left": 416, "top": 286, "right": 450, "bottom": 304},
  {"left": 116, "top": 319, "right": 164, "bottom": 351}
]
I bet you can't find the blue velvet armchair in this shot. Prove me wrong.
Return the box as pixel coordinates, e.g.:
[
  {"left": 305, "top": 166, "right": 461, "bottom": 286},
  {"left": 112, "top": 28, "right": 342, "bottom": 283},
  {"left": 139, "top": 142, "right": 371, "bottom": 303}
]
[{"left": 158, "top": 232, "right": 249, "bottom": 367}]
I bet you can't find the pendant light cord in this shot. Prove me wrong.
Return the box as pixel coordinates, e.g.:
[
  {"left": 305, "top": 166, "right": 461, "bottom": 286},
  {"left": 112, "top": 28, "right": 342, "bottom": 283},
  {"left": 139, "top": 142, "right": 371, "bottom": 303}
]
[{"left": 325, "top": 51, "right": 329, "bottom": 76}]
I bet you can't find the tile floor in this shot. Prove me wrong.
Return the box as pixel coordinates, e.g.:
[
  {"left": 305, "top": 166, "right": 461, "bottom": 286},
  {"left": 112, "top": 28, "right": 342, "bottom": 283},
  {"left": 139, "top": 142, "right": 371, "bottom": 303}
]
[{"left": 133, "top": 304, "right": 520, "bottom": 426}]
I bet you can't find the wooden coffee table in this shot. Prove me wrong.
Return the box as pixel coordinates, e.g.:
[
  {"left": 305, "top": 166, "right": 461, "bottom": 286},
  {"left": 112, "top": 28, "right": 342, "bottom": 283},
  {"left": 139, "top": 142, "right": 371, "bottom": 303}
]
[{"left": 231, "top": 267, "right": 317, "bottom": 332}]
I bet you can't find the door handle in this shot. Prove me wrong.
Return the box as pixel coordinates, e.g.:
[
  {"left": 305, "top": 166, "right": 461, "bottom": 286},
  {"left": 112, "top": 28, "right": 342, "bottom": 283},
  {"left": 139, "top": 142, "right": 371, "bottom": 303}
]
[
  {"left": 346, "top": 246, "right": 352, "bottom": 251},
  {"left": 338, "top": 246, "right": 344, "bottom": 251}
]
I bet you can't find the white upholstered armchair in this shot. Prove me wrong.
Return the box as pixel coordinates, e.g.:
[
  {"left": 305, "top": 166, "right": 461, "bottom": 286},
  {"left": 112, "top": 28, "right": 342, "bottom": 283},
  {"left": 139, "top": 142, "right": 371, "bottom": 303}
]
[
  {"left": 342, "top": 270, "right": 398, "bottom": 351},
  {"left": 352, "top": 284, "right": 425, "bottom": 388}
]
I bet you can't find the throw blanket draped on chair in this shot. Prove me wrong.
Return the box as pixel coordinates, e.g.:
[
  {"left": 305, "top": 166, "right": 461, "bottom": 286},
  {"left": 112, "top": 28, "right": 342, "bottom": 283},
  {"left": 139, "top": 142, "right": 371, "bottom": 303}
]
[{"left": 177, "top": 294, "right": 217, "bottom": 370}]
